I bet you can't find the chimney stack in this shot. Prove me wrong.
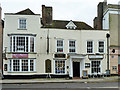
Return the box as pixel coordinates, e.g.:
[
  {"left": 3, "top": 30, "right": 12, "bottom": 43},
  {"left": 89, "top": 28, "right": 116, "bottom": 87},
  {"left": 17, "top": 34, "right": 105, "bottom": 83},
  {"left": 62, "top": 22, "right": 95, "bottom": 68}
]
[{"left": 42, "top": 5, "right": 53, "bottom": 26}]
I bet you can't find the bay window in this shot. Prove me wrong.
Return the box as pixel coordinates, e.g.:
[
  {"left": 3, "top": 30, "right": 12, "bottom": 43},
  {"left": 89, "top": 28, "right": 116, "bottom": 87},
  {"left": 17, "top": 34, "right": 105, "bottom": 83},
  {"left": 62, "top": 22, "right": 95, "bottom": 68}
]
[
  {"left": 9, "top": 59, "right": 35, "bottom": 72},
  {"left": 10, "top": 35, "right": 34, "bottom": 52}
]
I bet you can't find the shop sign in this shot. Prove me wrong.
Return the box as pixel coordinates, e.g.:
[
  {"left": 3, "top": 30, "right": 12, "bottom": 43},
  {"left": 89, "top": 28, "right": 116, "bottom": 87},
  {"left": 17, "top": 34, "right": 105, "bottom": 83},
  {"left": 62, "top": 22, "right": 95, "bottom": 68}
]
[
  {"left": 12, "top": 54, "right": 28, "bottom": 58},
  {"left": 89, "top": 55, "right": 103, "bottom": 59},
  {"left": 54, "top": 54, "right": 66, "bottom": 58},
  {"left": 85, "top": 63, "right": 90, "bottom": 68}
]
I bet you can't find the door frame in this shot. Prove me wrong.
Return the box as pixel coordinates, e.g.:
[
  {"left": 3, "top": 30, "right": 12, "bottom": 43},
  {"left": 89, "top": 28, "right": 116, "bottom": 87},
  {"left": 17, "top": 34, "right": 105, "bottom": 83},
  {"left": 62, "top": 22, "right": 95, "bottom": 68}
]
[
  {"left": 69, "top": 54, "right": 85, "bottom": 78},
  {"left": 73, "top": 61, "right": 80, "bottom": 77}
]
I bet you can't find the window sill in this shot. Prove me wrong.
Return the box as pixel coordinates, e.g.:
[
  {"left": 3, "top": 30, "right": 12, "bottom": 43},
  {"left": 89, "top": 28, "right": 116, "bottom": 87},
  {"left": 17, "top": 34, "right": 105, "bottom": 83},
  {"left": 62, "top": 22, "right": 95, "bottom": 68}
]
[
  {"left": 8, "top": 71, "right": 37, "bottom": 73},
  {"left": 17, "top": 28, "right": 27, "bottom": 30},
  {"left": 86, "top": 53, "right": 94, "bottom": 55},
  {"left": 7, "top": 52, "right": 37, "bottom": 54},
  {"left": 54, "top": 73, "right": 67, "bottom": 75},
  {"left": 56, "top": 52, "right": 64, "bottom": 54}
]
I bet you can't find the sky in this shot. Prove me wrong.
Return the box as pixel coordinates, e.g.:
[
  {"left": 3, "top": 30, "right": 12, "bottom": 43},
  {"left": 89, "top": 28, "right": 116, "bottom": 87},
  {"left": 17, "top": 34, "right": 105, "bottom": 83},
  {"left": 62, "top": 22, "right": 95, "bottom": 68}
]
[{"left": 0, "top": 0, "right": 120, "bottom": 27}]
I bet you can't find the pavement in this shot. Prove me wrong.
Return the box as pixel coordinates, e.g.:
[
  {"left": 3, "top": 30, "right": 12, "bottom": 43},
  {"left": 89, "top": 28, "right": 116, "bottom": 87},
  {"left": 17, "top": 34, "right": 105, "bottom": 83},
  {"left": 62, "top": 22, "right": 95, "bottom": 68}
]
[{"left": 0, "top": 76, "right": 119, "bottom": 84}]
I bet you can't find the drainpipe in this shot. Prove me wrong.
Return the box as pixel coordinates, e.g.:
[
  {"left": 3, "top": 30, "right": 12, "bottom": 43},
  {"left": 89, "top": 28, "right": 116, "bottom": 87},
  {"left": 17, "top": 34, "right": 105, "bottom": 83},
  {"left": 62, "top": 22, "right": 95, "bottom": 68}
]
[{"left": 106, "top": 33, "right": 110, "bottom": 76}]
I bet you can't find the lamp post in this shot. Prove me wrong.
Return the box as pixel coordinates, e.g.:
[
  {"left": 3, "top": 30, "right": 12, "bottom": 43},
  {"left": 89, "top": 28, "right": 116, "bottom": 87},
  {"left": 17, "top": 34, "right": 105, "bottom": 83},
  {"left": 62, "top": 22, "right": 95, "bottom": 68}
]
[{"left": 106, "top": 33, "right": 110, "bottom": 76}]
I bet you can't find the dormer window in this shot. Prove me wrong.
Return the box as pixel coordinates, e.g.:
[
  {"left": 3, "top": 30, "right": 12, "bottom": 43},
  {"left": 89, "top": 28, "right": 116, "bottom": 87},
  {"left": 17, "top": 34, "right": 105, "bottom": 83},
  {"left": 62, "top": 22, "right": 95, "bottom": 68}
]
[{"left": 66, "top": 20, "right": 77, "bottom": 30}]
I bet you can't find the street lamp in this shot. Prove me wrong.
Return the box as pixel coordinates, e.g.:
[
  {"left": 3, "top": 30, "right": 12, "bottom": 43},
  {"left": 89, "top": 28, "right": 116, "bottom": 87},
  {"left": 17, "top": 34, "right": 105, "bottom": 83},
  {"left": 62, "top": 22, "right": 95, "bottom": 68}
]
[{"left": 106, "top": 33, "right": 110, "bottom": 76}]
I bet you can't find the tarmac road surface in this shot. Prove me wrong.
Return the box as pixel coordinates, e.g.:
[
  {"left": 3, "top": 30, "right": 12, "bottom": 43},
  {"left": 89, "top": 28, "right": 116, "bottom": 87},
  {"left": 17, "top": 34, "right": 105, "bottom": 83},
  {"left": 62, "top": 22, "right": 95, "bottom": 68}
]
[
  {"left": 1, "top": 82, "right": 119, "bottom": 90},
  {"left": 1, "top": 88, "right": 119, "bottom": 90}
]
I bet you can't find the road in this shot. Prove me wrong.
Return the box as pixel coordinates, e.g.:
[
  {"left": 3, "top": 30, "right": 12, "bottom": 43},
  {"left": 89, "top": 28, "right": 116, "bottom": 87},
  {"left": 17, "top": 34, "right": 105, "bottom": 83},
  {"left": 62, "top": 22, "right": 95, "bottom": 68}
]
[{"left": 1, "top": 82, "right": 119, "bottom": 90}]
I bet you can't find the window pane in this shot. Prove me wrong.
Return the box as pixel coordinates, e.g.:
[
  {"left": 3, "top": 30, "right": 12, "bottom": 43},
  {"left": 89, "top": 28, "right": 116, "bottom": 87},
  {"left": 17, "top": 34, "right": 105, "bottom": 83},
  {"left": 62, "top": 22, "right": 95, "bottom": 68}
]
[
  {"left": 30, "top": 60, "right": 34, "bottom": 71},
  {"left": 57, "top": 40, "right": 63, "bottom": 52},
  {"left": 13, "top": 37, "right": 15, "bottom": 52},
  {"left": 11, "top": 36, "right": 34, "bottom": 53},
  {"left": 16, "top": 37, "right": 25, "bottom": 52},
  {"left": 69, "top": 40, "right": 75, "bottom": 53},
  {"left": 19, "top": 19, "right": 26, "bottom": 29},
  {"left": 26, "top": 37, "right": 28, "bottom": 52},
  {"left": 9, "top": 60, "right": 12, "bottom": 71},
  {"left": 10, "top": 37, "right": 12, "bottom": 52},
  {"left": 91, "top": 61, "right": 101, "bottom": 74},
  {"left": 13, "top": 60, "right": 20, "bottom": 71},
  {"left": 99, "top": 41, "right": 104, "bottom": 53},
  {"left": 22, "top": 60, "right": 28, "bottom": 71},
  {"left": 30, "top": 37, "right": 34, "bottom": 52},
  {"left": 55, "top": 60, "right": 65, "bottom": 74},
  {"left": 87, "top": 41, "right": 93, "bottom": 53}
]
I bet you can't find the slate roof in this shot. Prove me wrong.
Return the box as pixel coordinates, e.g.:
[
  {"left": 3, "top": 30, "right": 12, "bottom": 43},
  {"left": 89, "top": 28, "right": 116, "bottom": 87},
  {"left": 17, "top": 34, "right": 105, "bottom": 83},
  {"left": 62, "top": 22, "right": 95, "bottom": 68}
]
[
  {"left": 15, "top": 8, "right": 35, "bottom": 15},
  {"left": 5, "top": 8, "right": 40, "bottom": 15},
  {"left": 42, "top": 20, "right": 94, "bottom": 30}
]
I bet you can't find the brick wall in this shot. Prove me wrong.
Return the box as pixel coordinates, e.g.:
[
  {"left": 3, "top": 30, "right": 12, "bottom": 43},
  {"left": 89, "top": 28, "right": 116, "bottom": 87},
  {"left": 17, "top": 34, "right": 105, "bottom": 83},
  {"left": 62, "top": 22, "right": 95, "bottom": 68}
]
[{"left": 42, "top": 5, "right": 52, "bottom": 26}]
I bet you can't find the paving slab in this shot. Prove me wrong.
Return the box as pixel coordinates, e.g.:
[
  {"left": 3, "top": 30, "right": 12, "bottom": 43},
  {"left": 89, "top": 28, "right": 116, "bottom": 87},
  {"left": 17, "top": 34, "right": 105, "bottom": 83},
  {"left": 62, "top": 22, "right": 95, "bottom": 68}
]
[{"left": 1, "top": 76, "right": 119, "bottom": 84}]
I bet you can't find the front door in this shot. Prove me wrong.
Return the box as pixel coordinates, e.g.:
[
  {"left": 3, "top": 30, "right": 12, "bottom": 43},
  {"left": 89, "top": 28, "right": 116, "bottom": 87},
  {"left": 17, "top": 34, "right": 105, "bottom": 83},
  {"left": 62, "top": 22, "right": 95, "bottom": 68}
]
[
  {"left": 73, "top": 62, "right": 80, "bottom": 77},
  {"left": 118, "top": 64, "right": 120, "bottom": 75},
  {"left": 45, "top": 59, "right": 51, "bottom": 73}
]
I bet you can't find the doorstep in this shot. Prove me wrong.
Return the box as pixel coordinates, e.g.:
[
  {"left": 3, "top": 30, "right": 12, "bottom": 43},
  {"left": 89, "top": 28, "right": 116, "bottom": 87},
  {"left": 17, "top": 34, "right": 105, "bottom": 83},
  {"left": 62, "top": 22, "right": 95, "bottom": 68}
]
[{"left": 72, "top": 77, "right": 82, "bottom": 79}]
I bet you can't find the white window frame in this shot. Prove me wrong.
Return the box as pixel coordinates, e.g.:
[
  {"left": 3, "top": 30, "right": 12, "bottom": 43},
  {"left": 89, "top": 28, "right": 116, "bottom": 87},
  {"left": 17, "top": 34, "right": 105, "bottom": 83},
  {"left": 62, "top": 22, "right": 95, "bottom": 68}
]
[
  {"left": 98, "top": 40, "right": 105, "bottom": 53},
  {"left": 54, "top": 60, "right": 66, "bottom": 74},
  {"left": 69, "top": 40, "right": 76, "bottom": 53},
  {"left": 91, "top": 60, "right": 101, "bottom": 74},
  {"left": 56, "top": 39, "right": 64, "bottom": 53},
  {"left": 86, "top": 40, "right": 94, "bottom": 54},
  {"left": 8, "top": 59, "right": 36, "bottom": 72},
  {"left": 9, "top": 35, "right": 34, "bottom": 52},
  {"left": 18, "top": 18, "right": 27, "bottom": 29}
]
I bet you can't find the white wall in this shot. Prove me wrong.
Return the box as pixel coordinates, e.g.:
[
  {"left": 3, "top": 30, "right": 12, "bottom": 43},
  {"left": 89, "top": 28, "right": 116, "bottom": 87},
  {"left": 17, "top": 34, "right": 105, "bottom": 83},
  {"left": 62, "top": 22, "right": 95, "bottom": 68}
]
[{"left": 3, "top": 14, "right": 109, "bottom": 76}]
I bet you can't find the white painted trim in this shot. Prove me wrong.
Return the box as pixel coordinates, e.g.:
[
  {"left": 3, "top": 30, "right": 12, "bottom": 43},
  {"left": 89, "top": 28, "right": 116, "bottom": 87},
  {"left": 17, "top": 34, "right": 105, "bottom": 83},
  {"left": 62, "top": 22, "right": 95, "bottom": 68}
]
[
  {"left": 15, "top": 36, "right": 16, "bottom": 52},
  {"left": 34, "top": 37, "right": 35, "bottom": 52},
  {"left": 86, "top": 40, "right": 94, "bottom": 54},
  {"left": 54, "top": 60, "right": 55, "bottom": 74},
  {"left": 20, "top": 60, "right": 22, "bottom": 72},
  {"left": 66, "top": 20, "right": 77, "bottom": 29},
  {"left": 12, "top": 36, "right": 13, "bottom": 52},
  {"left": 90, "top": 60, "right": 101, "bottom": 74},
  {"left": 68, "top": 40, "right": 76, "bottom": 53},
  {"left": 18, "top": 18, "right": 27, "bottom": 29},
  {"left": 8, "top": 60, "right": 10, "bottom": 72},
  {"left": 28, "top": 36, "right": 30, "bottom": 52},
  {"left": 56, "top": 39, "right": 64, "bottom": 53},
  {"left": 97, "top": 40, "right": 105, "bottom": 54},
  {"left": 11, "top": 59, "right": 13, "bottom": 72},
  {"left": 69, "top": 55, "right": 85, "bottom": 78},
  {"left": 8, "top": 59, "right": 36, "bottom": 72},
  {"left": 25, "top": 36, "right": 26, "bottom": 52},
  {"left": 28, "top": 59, "right": 30, "bottom": 71},
  {"left": 34, "top": 59, "right": 36, "bottom": 71},
  {"left": 54, "top": 60, "right": 66, "bottom": 75}
]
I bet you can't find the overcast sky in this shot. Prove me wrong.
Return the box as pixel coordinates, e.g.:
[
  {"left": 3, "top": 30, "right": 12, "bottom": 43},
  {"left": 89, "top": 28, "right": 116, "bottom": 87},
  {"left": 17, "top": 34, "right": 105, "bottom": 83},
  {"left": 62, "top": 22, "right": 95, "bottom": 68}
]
[{"left": 1, "top": 0, "right": 120, "bottom": 27}]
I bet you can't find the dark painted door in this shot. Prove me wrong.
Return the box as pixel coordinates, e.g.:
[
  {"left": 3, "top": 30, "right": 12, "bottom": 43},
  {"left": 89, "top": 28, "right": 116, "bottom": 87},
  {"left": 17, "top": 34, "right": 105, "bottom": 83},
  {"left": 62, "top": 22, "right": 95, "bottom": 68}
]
[
  {"left": 118, "top": 64, "right": 120, "bottom": 75},
  {"left": 45, "top": 59, "right": 51, "bottom": 73},
  {"left": 73, "top": 62, "right": 80, "bottom": 77}
]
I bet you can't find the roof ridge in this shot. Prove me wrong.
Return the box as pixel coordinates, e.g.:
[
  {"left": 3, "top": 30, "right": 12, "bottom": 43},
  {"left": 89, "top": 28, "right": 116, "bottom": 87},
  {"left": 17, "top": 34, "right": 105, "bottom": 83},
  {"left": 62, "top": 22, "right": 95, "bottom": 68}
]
[{"left": 15, "top": 8, "right": 35, "bottom": 15}]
